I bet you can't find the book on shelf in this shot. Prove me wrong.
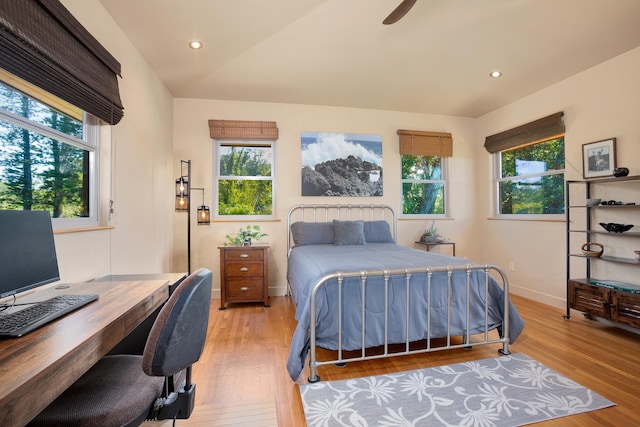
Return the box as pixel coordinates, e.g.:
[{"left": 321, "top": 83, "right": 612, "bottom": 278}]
[{"left": 589, "top": 279, "right": 640, "bottom": 293}]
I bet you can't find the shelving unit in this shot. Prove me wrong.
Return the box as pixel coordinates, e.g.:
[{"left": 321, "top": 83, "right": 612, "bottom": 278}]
[{"left": 565, "top": 175, "right": 640, "bottom": 326}]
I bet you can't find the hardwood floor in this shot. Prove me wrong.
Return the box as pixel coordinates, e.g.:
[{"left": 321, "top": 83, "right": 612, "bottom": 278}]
[{"left": 147, "top": 294, "right": 640, "bottom": 426}]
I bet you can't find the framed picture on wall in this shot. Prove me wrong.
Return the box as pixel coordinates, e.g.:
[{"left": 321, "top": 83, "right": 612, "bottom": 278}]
[
  {"left": 300, "top": 132, "right": 383, "bottom": 196},
  {"left": 582, "top": 138, "right": 616, "bottom": 178}
]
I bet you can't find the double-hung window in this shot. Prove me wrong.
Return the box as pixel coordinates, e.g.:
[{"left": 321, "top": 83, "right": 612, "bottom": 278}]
[
  {"left": 398, "top": 130, "right": 452, "bottom": 217},
  {"left": 1, "top": 1, "right": 124, "bottom": 228},
  {"left": 485, "top": 113, "right": 566, "bottom": 217},
  {"left": 214, "top": 140, "right": 274, "bottom": 218},
  {"left": 401, "top": 155, "right": 447, "bottom": 215},
  {"left": 0, "top": 73, "right": 99, "bottom": 227},
  {"left": 495, "top": 137, "right": 565, "bottom": 215}
]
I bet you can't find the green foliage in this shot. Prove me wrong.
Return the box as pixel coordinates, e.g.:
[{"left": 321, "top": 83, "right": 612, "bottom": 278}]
[
  {"left": 218, "top": 146, "right": 272, "bottom": 216},
  {"left": 224, "top": 225, "right": 268, "bottom": 246},
  {"left": 401, "top": 155, "right": 444, "bottom": 215},
  {"left": 500, "top": 138, "right": 565, "bottom": 215},
  {"left": 0, "top": 82, "right": 87, "bottom": 217}
]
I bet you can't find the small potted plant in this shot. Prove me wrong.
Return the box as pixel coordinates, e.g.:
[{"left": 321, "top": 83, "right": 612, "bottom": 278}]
[
  {"left": 421, "top": 220, "right": 442, "bottom": 244},
  {"left": 224, "top": 225, "right": 268, "bottom": 246}
]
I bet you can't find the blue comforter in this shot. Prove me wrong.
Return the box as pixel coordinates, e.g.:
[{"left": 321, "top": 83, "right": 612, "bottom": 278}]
[{"left": 286, "top": 243, "right": 525, "bottom": 380}]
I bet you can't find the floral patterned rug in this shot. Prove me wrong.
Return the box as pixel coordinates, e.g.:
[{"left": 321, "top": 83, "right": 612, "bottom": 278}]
[{"left": 299, "top": 353, "right": 614, "bottom": 426}]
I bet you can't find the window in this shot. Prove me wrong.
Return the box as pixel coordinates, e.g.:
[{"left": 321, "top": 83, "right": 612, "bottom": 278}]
[
  {"left": 0, "top": 74, "right": 99, "bottom": 227},
  {"left": 495, "top": 137, "right": 565, "bottom": 215},
  {"left": 214, "top": 140, "right": 274, "bottom": 218},
  {"left": 401, "top": 155, "right": 447, "bottom": 215}
]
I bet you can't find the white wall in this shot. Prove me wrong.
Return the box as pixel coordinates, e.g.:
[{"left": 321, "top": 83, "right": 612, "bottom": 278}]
[
  {"left": 475, "top": 46, "right": 640, "bottom": 308},
  {"left": 172, "top": 100, "right": 479, "bottom": 296},
  {"left": 52, "top": 0, "right": 175, "bottom": 283}
]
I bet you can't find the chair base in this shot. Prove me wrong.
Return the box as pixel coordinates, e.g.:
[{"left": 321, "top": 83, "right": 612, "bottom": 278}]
[{"left": 149, "top": 383, "right": 196, "bottom": 421}]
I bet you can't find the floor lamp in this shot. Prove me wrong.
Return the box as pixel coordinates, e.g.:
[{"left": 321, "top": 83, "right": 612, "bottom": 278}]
[{"left": 175, "top": 160, "right": 210, "bottom": 274}]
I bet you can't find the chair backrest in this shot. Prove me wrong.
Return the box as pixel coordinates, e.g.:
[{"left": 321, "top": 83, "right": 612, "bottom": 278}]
[{"left": 142, "top": 268, "right": 212, "bottom": 377}]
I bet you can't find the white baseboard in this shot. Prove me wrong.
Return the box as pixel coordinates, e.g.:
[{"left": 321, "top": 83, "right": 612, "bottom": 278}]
[{"left": 509, "top": 283, "right": 566, "bottom": 310}]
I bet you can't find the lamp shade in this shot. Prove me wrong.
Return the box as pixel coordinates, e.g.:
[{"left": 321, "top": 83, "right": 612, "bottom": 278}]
[
  {"left": 197, "top": 205, "right": 210, "bottom": 225},
  {"left": 175, "top": 176, "right": 189, "bottom": 211}
]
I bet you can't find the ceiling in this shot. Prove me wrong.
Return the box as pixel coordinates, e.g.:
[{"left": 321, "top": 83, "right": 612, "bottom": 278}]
[{"left": 98, "top": 0, "right": 640, "bottom": 118}]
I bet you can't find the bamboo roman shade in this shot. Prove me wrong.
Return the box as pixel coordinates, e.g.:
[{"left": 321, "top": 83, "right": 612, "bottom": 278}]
[
  {"left": 0, "top": 0, "right": 124, "bottom": 124},
  {"left": 398, "top": 130, "right": 453, "bottom": 157},
  {"left": 209, "top": 120, "right": 279, "bottom": 140},
  {"left": 484, "top": 112, "right": 564, "bottom": 153}
]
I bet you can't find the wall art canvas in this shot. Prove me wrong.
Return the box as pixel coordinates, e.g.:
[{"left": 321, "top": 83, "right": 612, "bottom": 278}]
[{"left": 301, "top": 132, "right": 382, "bottom": 196}]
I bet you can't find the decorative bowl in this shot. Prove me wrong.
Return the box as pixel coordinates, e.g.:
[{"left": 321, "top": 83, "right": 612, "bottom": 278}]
[
  {"left": 586, "top": 198, "right": 601, "bottom": 207},
  {"left": 613, "top": 167, "right": 629, "bottom": 177},
  {"left": 581, "top": 242, "right": 603, "bottom": 257},
  {"left": 599, "top": 222, "right": 634, "bottom": 233}
]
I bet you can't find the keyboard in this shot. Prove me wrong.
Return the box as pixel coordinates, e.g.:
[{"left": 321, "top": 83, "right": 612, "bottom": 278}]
[{"left": 0, "top": 294, "right": 99, "bottom": 338}]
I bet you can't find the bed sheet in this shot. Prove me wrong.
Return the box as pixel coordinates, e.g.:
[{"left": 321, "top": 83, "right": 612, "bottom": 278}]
[{"left": 286, "top": 243, "right": 525, "bottom": 380}]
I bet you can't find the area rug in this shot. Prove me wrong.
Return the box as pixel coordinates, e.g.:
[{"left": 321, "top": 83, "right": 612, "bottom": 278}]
[{"left": 299, "top": 353, "right": 614, "bottom": 426}]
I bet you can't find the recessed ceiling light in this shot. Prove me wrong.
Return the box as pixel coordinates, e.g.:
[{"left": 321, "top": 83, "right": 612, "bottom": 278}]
[
  {"left": 189, "top": 41, "right": 203, "bottom": 50},
  {"left": 490, "top": 70, "right": 502, "bottom": 78}
]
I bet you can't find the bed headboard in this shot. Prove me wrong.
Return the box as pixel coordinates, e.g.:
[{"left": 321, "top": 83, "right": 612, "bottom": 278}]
[{"left": 287, "top": 204, "right": 397, "bottom": 255}]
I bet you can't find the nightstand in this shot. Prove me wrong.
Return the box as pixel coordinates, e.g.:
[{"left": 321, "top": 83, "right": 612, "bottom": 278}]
[{"left": 218, "top": 245, "right": 269, "bottom": 310}]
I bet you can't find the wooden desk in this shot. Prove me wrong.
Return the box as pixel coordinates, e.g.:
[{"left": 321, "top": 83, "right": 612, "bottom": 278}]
[{"left": 0, "top": 279, "right": 170, "bottom": 427}]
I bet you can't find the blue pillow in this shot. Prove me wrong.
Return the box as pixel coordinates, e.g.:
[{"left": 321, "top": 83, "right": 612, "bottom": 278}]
[
  {"left": 363, "top": 220, "right": 394, "bottom": 243},
  {"left": 291, "top": 222, "right": 335, "bottom": 246},
  {"left": 333, "top": 220, "right": 366, "bottom": 246}
]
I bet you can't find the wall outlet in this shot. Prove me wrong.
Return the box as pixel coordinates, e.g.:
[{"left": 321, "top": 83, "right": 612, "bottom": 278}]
[{"left": 509, "top": 262, "right": 515, "bottom": 272}]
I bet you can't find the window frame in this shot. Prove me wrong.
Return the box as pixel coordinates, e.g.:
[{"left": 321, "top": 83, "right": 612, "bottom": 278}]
[
  {"left": 492, "top": 137, "right": 565, "bottom": 220},
  {"left": 0, "top": 82, "right": 101, "bottom": 229},
  {"left": 212, "top": 139, "right": 275, "bottom": 220},
  {"left": 400, "top": 154, "right": 449, "bottom": 218}
]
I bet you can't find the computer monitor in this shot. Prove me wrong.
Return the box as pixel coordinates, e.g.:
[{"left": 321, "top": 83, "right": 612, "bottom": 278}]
[{"left": 0, "top": 210, "right": 60, "bottom": 299}]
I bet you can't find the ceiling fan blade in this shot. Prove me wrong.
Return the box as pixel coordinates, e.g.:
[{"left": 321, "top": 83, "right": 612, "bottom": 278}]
[{"left": 382, "top": 0, "right": 418, "bottom": 25}]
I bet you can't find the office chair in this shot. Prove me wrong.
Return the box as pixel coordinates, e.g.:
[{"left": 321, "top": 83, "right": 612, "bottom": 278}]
[{"left": 29, "top": 268, "right": 213, "bottom": 427}]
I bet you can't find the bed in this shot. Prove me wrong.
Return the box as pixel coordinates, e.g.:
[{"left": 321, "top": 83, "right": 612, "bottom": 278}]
[{"left": 286, "top": 204, "right": 525, "bottom": 382}]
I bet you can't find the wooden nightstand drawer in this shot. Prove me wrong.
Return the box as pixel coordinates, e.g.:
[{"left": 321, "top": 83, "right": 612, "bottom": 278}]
[
  {"left": 225, "top": 261, "right": 263, "bottom": 276},
  {"left": 219, "top": 245, "right": 269, "bottom": 309},
  {"left": 225, "top": 278, "right": 264, "bottom": 301},
  {"left": 224, "top": 249, "right": 264, "bottom": 261}
]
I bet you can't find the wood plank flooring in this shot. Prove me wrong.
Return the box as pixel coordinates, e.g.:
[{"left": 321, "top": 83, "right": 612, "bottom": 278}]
[{"left": 145, "top": 294, "right": 640, "bottom": 426}]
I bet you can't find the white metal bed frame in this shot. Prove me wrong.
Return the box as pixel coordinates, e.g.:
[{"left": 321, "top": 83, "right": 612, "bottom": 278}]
[{"left": 287, "top": 204, "right": 511, "bottom": 382}]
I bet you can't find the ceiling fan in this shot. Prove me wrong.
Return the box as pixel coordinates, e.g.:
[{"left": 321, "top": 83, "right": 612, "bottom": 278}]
[{"left": 383, "top": 0, "right": 417, "bottom": 25}]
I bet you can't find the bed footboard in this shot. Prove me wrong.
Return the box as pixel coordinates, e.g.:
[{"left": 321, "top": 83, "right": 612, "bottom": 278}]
[{"left": 307, "top": 264, "right": 511, "bottom": 383}]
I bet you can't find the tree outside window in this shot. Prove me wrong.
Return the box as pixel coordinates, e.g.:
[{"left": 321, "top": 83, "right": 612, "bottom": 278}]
[
  {"left": 215, "top": 142, "right": 274, "bottom": 217},
  {"left": 401, "top": 155, "right": 446, "bottom": 215},
  {"left": 497, "top": 137, "right": 565, "bottom": 215},
  {"left": 0, "top": 80, "right": 96, "bottom": 221}
]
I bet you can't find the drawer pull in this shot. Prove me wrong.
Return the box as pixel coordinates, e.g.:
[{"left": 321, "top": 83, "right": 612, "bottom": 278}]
[
  {"left": 239, "top": 267, "right": 249, "bottom": 272},
  {"left": 240, "top": 253, "right": 249, "bottom": 258},
  {"left": 240, "top": 287, "right": 249, "bottom": 291}
]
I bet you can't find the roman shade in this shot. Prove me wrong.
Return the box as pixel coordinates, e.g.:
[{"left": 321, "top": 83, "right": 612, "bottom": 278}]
[
  {"left": 0, "top": 0, "right": 124, "bottom": 125},
  {"left": 209, "top": 120, "right": 279, "bottom": 140},
  {"left": 397, "top": 130, "right": 453, "bottom": 157},
  {"left": 484, "top": 112, "right": 564, "bottom": 153}
]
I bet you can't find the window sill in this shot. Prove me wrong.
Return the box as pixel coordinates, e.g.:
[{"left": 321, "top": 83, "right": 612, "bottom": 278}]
[
  {"left": 488, "top": 217, "right": 564, "bottom": 223},
  {"left": 54, "top": 225, "right": 114, "bottom": 234}
]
